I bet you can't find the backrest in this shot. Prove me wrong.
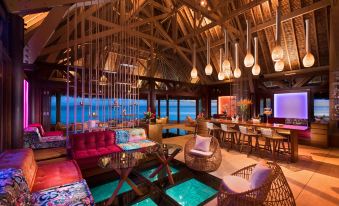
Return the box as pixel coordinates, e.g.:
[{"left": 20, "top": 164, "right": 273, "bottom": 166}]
[
  {"left": 70, "top": 131, "right": 116, "bottom": 152},
  {"left": 239, "top": 126, "right": 248, "bottom": 134},
  {"left": 0, "top": 148, "right": 37, "bottom": 191},
  {"left": 0, "top": 168, "right": 31, "bottom": 205},
  {"left": 29, "top": 123, "right": 45, "bottom": 136},
  {"left": 127, "top": 128, "right": 147, "bottom": 142},
  {"left": 206, "top": 122, "right": 214, "bottom": 129},
  {"left": 220, "top": 124, "right": 228, "bottom": 132},
  {"left": 260, "top": 128, "right": 273, "bottom": 137}
]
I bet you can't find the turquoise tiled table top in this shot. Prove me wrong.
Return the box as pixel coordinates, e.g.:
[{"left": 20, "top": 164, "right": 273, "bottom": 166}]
[
  {"left": 131, "top": 197, "right": 158, "bottom": 206},
  {"left": 90, "top": 180, "right": 132, "bottom": 203},
  {"left": 139, "top": 166, "right": 179, "bottom": 182}
]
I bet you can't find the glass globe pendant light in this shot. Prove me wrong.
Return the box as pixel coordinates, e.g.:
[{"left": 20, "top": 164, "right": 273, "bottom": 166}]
[
  {"left": 205, "top": 38, "right": 213, "bottom": 75},
  {"left": 302, "top": 19, "right": 315, "bottom": 67},
  {"left": 272, "top": 3, "right": 284, "bottom": 63},
  {"left": 190, "top": 44, "right": 198, "bottom": 78},
  {"left": 222, "top": 29, "right": 232, "bottom": 78},
  {"left": 218, "top": 48, "right": 225, "bottom": 80},
  {"left": 234, "top": 43, "right": 241, "bottom": 78},
  {"left": 274, "top": 59, "right": 284, "bottom": 72},
  {"left": 244, "top": 20, "right": 254, "bottom": 67},
  {"left": 252, "top": 37, "right": 261, "bottom": 75}
]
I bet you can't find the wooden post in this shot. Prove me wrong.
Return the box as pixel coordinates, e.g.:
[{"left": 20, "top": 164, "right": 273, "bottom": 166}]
[
  {"left": 148, "top": 79, "right": 156, "bottom": 114},
  {"left": 9, "top": 14, "right": 24, "bottom": 148},
  {"left": 157, "top": 98, "right": 161, "bottom": 117},
  {"left": 329, "top": 1, "right": 339, "bottom": 147},
  {"left": 56, "top": 93, "right": 61, "bottom": 123}
]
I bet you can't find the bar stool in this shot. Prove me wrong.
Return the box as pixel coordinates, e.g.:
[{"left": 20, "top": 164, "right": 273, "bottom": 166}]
[
  {"left": 238, "top": 126, "right": 260, "bottom": 154},
  {"left": 276, "top": 129, "right": 292, "bottom": 154},
  {"left": 260, "top": 128, "right": 288, "bottom": 161},
  {"left": 220, "top": 124, "right": 238, "bottom": 151},
  {"left": 206, "top": 122, "right": 221, "bottom": 139}
]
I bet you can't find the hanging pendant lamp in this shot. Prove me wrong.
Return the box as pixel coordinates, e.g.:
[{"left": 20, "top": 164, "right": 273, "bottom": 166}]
[
  {"left": 244, "top": 20, "right": 254, "bottom": 67},
  {"left": 274, "top": 59, "right": 284, "bottom": 72},
  {"left": 272, "top": 2, "right": 284, "bottom": 63},
  {"left": 205, "top": 38, "right": 213, "bottom": 75},
  {"left": 302, "top": 19, "right": 315, "bottom": 67},
  {"left": 218, "top": 48, "right": 225, "bottom": 80},
  {"left": 191, "top": 44, "right": 198, "bottom": 78},
  {"left": 252, "top": 37, "right": 261, "bottom": 75},
  {"left": 234, "top": 43, "right": 241, "bottom": 78},
  {"left": 222, "top": 29, "right": 232, "bottom": 78}
]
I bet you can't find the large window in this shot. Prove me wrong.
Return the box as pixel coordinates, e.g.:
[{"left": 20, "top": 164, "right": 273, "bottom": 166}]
[
  {"left": 211, "top": 99, "right": 217, "bottom": 116},
  {"left": 50, "top": 95, "right": 56, "bottom": 124},
  {"left": 180, "top": 99, "right": 196, "bottom": 121},
  {"left": 138, "top": 99, "right": 147, "bottom": 119},
  {"left": 159, "top": 100, "right": 167, "bottom": 118},
  {"left": 169, "top": 99, "right": 178, "bottom": 122}
]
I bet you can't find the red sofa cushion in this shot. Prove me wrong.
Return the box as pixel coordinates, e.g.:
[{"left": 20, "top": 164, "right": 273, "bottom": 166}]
[
  {"left": 44, "top": 131, "right": 63, "bottom": 137},
  {"left": 29, "top": 123, "right": 45, "bottom": 136},
  {"left": 32, "top": 160, "right": 82, "bottom": 192},
  {"left": 69, "top": 131, "right": 122, "bottom": 169},
  {"left": 0, "top": 149, "right": 37, "bottom": 191}
]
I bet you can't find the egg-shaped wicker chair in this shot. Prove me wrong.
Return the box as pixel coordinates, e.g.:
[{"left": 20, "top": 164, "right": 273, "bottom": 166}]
[
  {"left": 184, "top": 135, "right": 222, "bottom": 172},
  {"left": 217, "top": 162, "right": 296, "bottom": 206}
]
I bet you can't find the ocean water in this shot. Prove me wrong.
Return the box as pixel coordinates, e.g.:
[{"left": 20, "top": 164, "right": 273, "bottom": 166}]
[{"left": 50, "top": 97, "right": 210, "bottom": 124}]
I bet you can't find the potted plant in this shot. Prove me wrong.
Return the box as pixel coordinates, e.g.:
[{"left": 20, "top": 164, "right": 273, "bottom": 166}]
[{"left": 144, "top": 107, "right": 156, "bottom": 124}]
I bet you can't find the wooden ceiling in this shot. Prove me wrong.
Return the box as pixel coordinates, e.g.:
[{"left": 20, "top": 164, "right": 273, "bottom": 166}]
[{"left": 5, "top": 0, "right": 331, "bottom": 84}]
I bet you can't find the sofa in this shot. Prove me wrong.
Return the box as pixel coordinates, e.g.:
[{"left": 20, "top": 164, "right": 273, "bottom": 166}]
[
  {"left": 69, "top": 128, "right": 156, "bottom": 170},
  {"left": 24, "top": 123, "right": 66, "bottom": 149},
  {"left": 0, "top": 148, "right": 94, "bottom": 205}
]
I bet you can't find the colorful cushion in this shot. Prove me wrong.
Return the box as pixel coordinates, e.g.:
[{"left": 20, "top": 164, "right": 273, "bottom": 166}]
[
  {"left": 193, "top": 135, "right": 211, "bottom": 152},
  {"left": 118, "top": 140, "right": 156, "bottom": 151},
  {"left": 128, "top": 128, "right": 147, "bottom": 142},
  {"left": 0, "top": 168, "right": 31, "bottom": 206},
  {"left": 115, "top": 130, "right": 130, "bottom": 144},
  {"left": 249, "top": 162, "right": 272, "bottom": 189},
  {"left": 189, "top": 149, "right": 212, "bottom": 157},
  {"left": 221, "top": 175, "right": 250, "bottom": 193},
  {"left": 31, "top": 180, "right": 94, "bottom": 206},
  {"left": 40, "top": 135, "right": 66, "bottom": 142},
  {"left": 29, "top": 123, "right": 45, "bottom": 136}
]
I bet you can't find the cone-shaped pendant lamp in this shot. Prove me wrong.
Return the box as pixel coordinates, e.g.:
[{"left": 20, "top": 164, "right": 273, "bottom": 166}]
[
  {"left": 252, "top": 37, "right": 260, "bottom": 75},
  {"left": 234, "top": 43, "right": 241, "bottom": 78},
  {"left": 218, "top": 48, "right": 225, "bottom": 80},
  {"left": 272, "top": 2, "right": 284, "bottom": 63},
  {"left": 302, "top": 19, "right": 315, "bottom": 67},
  {"left": 244, "top": 20, "right": 254, "bottom": 67},
  {"left": 205, "top": 38, "right": 213, "bottom": 75},
  {"left": 191, "top": 44, "right": 198, "bottom": 78}
]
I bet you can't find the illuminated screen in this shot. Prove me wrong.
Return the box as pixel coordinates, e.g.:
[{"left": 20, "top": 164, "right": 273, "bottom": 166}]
[{"left": 274, "top": 92, "right": 308, "bottom": 119}]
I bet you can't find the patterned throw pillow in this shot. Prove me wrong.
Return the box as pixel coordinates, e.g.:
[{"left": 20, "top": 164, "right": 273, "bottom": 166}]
[
  {"left": 115, "top": 130, "right": 130, "bottom": 144},
  {"left": 118, "top": 140, "right": 156, "bottom": 151},
  {"left": 128, "top": 128, "right": 147, "bottom": 142},
  {"left": 0, "top": 168, "right": 31, "bottom": 206}
]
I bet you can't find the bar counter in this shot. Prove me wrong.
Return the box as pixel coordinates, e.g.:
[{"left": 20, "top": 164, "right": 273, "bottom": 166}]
[{"left": 209, "top": 119, "right": 309, "bottom": 162}]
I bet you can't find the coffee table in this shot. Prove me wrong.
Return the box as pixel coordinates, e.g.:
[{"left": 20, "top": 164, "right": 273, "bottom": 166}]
[
  {"left": 98, "top": 145, "right": 158, "bottom": 205},
  {"left": 149, "top": 143, "right": 182, "bottom": 184}
]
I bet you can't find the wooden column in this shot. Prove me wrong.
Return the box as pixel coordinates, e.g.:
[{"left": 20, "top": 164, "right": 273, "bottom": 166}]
[
  {"left": 148, "top": 79, "right": 156, "bottom": 113},
  {"left": 56, "top": 93, "right": 61, "bottom": 123},
  {"left": 157, "top": 98, "right": 160, "bottom": 117},
  {"left": 329, "top": 1, "right": 339, "bottom": 147},
  {"left": 9, "top": 14, "right": 24, "bottom": 148}
]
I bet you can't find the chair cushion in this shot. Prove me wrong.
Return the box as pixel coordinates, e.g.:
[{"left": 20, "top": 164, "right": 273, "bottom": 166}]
[
  {"left": 29, "top": 123, "right": 45, "bottom": 136},
  {"left": 44, "top": 131, "right": 63, "bottom": 137},
  {"left": 70, "top": 131, "right": 116, "bottom": 151},
  {"left": 249, "top": 162, "right": 272, "bottom": 189},
  {"left": 118, "top": 139, "right": 156, "bottom": 151},
  {"left": 0, "top": 168, "right": 31, "bottom": 206},
  {"left": 189, "top": 149, "right": 212, "bottom": 157},
  {"left": 194, "top": 135, "right": 211, "bottom": 152},
  {"left": 32, "top": 160, "right": 82, "bottom": 192},
  {"left": 40, "top": 135, "right": 66, "bottom": 142},
  {"left": 128, "top": 128, "right": 147, "bottom": 142},
  {"left": 0, "top": 148, "right": 37, "bottom": 190},
  {"left": 221, "top": 175, "right": 251, "bottom": 193},
  {"left": 31, "top": 180, "right": 94, "bottom": 206},
  {"left": 115, "top": 129, "right": 130, "bottom": 144}
]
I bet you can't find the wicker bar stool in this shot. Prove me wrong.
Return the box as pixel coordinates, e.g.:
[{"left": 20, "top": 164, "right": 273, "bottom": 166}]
[
  {"left": 220, "top": 124, "right": 238, "bottom": 151},
  {"left": 261, "top": 128, "right": 288, "bottom": 161},
  {"left": 207, "top": 122, "right": 221, "bottom": 139},
  {"left": 276, "top": 129, "right": 292, "bottom": 154},
  {"left": 238, "top": 126, "right": 260, "bottom": 154}
]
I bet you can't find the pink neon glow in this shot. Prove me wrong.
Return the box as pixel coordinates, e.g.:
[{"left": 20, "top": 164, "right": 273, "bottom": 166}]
[{"left": 23, "top": 80, "right": 29, "bottom": 128}]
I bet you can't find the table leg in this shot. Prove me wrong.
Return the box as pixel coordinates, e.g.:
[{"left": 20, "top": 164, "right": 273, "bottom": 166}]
[
  {"left": 165, "top": 164, "right": 174, "bottom": 184},
  {"left": 106, "top": 167, "right": 133, "bottom": 206},
  {"left": 290, "top": 130, "right": 299, "bottom": 163}
]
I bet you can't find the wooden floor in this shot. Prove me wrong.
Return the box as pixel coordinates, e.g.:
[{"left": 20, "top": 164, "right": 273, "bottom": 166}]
[
  {"left": 34, "top": 135, "right": 339, "bottom": 206},
  {"left": 163, "top": 135, "right": 339, "bottom": 206}
]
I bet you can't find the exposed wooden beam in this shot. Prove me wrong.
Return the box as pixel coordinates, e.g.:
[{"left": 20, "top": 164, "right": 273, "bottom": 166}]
[
  {"left": 24, "top": 6, "right": 69, "bottom": 64},
  {"left": 258, "top": 65, "right": 328, "bottom": 80}
]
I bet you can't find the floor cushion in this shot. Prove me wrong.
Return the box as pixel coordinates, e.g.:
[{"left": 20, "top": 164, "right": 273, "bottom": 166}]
[
  {"left": 31, "top": 180, "right": 94, "bottom": 206},
  {"left": 189, "top": 149, "right": 213, "bottom": 157},
  {"left": 0, "top": 168, "right": 31, "bottom": 206},
  {"left": 221, "top": 175, "right": 251, "bottom": 194},
  {"left": 32, "top": 160, "right": 82, "bottom": 192}
]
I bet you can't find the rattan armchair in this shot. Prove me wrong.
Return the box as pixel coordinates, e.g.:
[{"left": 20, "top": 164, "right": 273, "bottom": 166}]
[
  {"left": 217, "top": 162, "right": 295, "bottom": 206},
  {"left": 184, "top": 136, "right": 222, "bottom": 172}
]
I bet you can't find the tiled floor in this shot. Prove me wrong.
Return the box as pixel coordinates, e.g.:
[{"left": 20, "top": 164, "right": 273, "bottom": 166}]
[{"left": 163, "top": 134, "right": 339, "bottom": 206}]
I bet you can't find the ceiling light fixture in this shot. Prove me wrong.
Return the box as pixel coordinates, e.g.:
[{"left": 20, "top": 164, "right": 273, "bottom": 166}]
[
  {"left": 200, "top": 0, "right": 207, "bottom": 7},
  {"left": 191, "top": 44, "right": 198, "bottom": 78},
  {"left": 272, "top": 1, "right": 284, "bottom": 63},
  {"left": 218, "top": 48, "right": 225, "bottom": 80},
  {"left": 222, "top": 29, "right": 232, "bottom": 78},
  {"left": 205, "top": 37, "right": 213, "bottom": 75},
  {"left": 234, "top": 43, "right": 241, "bottom": 78},
  {"left": 252, "top": 37, "right": 261, "bottom": 75},
  {"left": 302, "top": 19, "right": 315, "bottom": 68},
  {"left": 244, "top": 20, "right": 254, "bottom": 67}
]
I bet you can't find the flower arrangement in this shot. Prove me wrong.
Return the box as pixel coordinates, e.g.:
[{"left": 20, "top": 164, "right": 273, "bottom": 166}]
[
  {"left": 144, "top": 107, "right": 156, "bottom": 123},
  {"left": 197, "top": 112, "right": 205, "bottom": 120},
  {"left": 237, "top": 99, "right": 252, "bottom": 121}
]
